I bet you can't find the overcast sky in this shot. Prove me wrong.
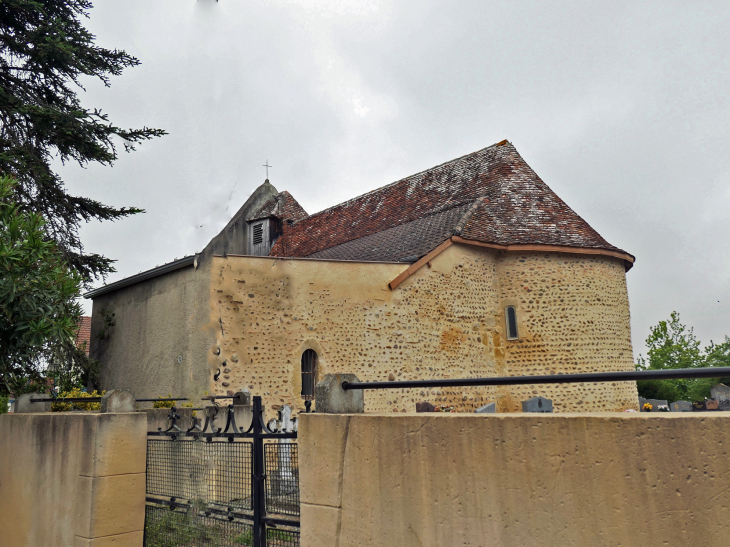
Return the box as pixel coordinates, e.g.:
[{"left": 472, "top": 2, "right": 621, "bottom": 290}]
[{"left": 65, "top": 0, "right": 730, "bottom": 359}]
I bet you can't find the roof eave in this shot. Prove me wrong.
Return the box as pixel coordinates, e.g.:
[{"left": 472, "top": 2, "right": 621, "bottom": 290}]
[
  {"left": 83, "top": 255, "right": 196, "bottom": 299},
  {"left": 389, "top": 237, "right": 635, "bottom": 289}
]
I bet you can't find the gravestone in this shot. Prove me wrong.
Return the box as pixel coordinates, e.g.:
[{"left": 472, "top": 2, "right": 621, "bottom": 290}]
[
  {"left": 711, "top": 384, "right": 730, "bottom": 402},
  {"left": 640, "top": 398, "right": 668, "bottom": 412},
  {"left": 522, "top": 396, "right": 553, "bottom": 413},
  {"left": 719, "top": 401, "right": 730, "bottom": 412},
  {"left": 670, "top": 400, "right": 692, "bottom": 412},
  {"left": 279, "top": 404, "right": 293, "bottom": 431},
  {"left": 416, "top": 402, "right": 435, "bottom": 413},
  {"left": 706, "top": 399, "right": 719, "bottom": 411},
  {"left": 475, "top": 402, "right": 496, "bottom": 414},
  {"left": 692, "top": 401, "right": 706, "bottom": 411},
  {"left": 274, "top": 405, "right": 296, "bottom": 497}
]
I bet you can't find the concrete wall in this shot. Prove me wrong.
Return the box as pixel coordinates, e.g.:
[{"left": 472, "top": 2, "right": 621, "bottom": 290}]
[
  {"left": 300, "top": 413, "right": 730, "bottom": 547},
  {"left": 91, "top": 263, "right": 214, "bottom": 403},
  {"left": 209, "top": 243, "right": 637, "bottom": 414},
  {"left": 0, "top": 412, "right": 146, "bottom": 547}
]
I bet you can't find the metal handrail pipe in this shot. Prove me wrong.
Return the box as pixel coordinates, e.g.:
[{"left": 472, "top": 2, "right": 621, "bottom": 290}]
[
  {"left": 30, "top": 396, "right": 187, "bottom": 403},
  {"left": 30, "top": 397, "right": 102, "bottom": 403},
  {"left": 136, "top": 397, "right": 188, "bottom": 402},
  {"left": 340, "top": 366, "right": 730, "bottom": 391}
]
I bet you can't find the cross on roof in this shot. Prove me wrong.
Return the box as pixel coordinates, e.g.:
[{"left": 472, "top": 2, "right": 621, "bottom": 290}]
[{"left": 263, "top": 160, "right": 272, "bottom": 179}]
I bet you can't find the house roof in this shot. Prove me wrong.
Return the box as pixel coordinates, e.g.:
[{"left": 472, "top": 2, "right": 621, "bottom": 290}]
[
  {"left": 76, "top": 316, "right": 91, "bottom": 356},
  {"left": 270, "top": 140, "right": 633, "bottom": 265},
  {"left": 249, "top": 191, "right": 309, "bottom": 222}
]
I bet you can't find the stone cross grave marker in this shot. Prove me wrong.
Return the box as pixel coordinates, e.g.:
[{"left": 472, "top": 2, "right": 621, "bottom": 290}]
[
  {"left": 670, "top": 401, "right": 692, "bottom": 412},
  {"left": 276, "top": 405, "right": 295, "bottom": 496},
  {"left": 280, "top": 405, "right": 293, "bottom": 432},
  {"left": 522, "top": 396, "right": 553, "bottom": 413},
  {"left": 475, "top": 402, "right": 496, "bottom": 414}
]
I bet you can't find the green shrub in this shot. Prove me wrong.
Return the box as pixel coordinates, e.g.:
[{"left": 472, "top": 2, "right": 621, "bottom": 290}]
[
  {"left": 153, "top": 394, "right": 176, "bottom": 409},
  {"left": 51, "top": 388, "right": 105, "bottom": 411}
]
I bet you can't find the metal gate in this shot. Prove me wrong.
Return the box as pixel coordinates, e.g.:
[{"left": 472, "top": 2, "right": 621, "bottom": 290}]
[{"left": 144, "top": 396, "right": 300, "bottom": 547}]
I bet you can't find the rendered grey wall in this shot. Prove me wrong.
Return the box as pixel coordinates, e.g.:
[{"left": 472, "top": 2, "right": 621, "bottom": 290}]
[{"left": 91, "top": 262, "right": 213, "bottom": 402}]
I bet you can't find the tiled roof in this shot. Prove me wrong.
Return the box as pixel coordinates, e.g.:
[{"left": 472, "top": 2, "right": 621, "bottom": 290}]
[
  {"left": 250, "top": 191, "right": 308, "bottom": 222},
  {"left": 76, "top": 316, "right": 91, "bottom": 356},
  {"left": 308, "top": 203, "right": 473, "bottom": 262},
  {"left": 270, "top": 141, "right": 632, "bottom": 262}
]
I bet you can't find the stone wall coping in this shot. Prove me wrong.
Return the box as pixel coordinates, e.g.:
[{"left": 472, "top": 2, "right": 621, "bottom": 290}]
[{"left": 301, "top": 412, "right": 730, "bottom": 419}]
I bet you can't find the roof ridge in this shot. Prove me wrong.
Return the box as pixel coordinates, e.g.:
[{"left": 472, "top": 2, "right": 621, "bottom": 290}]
[
  {"left": 452, "top": 197, "right": 489, "bottom": 236},
  {"left": 297, "top": 140, "right": 511, "bottom": 223}
]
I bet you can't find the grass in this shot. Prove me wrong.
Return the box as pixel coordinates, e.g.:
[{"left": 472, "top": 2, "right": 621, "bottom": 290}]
[
  {"left": 144, "top": 506, "right": 296, "bottom": 547},
  {"left": 145, "top": 508, "right": 247, "bottom": 547}
]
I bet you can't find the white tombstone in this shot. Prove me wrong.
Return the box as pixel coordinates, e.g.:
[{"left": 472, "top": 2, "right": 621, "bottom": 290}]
[
  {"left": 277, "top": 405, "right": 295, "bottom": 494},
  {"left": 280, "top": 405, "right": 293, "bottom": 432}
]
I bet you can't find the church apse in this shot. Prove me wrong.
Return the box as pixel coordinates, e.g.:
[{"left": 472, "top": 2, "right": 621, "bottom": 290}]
[{"left": 208, "top": 243, "right": 638, "bottom": 415}]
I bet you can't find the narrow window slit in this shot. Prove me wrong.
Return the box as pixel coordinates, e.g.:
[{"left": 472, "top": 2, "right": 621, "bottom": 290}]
[
  {"left": 505, "top": 306, "right": 519, "bottom": 340},
  {"left": 301, "top": 349, "right": 317, "bottom": 400}
]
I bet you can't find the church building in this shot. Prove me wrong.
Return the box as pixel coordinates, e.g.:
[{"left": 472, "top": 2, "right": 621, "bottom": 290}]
[{"left": 87, "top": 140, "right": 639, "bottom": 413}]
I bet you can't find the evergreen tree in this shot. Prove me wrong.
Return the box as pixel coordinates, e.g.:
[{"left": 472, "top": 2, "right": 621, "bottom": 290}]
[{"left": 0, "top": 0, "right": 165, "bottom": 283}]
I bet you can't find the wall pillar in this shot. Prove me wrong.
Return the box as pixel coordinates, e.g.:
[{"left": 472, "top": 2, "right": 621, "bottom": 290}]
[
  {"left": 0, "top": 412, "right": 146, "bottom": 547},
  {"left": 74, "top": 413, "right": 147, "bottom": 546}
]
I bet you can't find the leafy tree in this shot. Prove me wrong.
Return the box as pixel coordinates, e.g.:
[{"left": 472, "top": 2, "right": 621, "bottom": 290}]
[
  {"left": 0, "top": 174, "right": 86, "bottom": 395},
  {"left": 636, "top": 312, "right": 730, "bottom": 402},
  {"left": 685, "top": 337, "right": 730, "bottom": 401},
  {"left": 0, "top": 0, "right": 165, "bottom": 283}
]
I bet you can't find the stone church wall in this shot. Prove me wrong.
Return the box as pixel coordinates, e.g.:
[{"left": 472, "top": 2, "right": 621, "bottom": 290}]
[
  {"left": 209, "top": 243, "right": 638, "bottom": 414},
  {"left": 495, "top": 251, "right": 638, "bottom": 412}
]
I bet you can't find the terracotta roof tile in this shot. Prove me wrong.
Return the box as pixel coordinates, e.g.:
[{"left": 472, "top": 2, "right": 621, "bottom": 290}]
[
  {"left": 76, "top": 316, "right": 91, "bottom": 356},
  {"left": 270, "top": 141, "right": 632, "bottom": 262},
  {"left": 308, "top": 203, "right": 473, "bottom": 262}
]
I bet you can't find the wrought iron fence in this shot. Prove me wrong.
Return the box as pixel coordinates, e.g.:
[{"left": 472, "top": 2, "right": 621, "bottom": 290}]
[{"left": 144, "top": 396, "right": 299, "bottom": 547}]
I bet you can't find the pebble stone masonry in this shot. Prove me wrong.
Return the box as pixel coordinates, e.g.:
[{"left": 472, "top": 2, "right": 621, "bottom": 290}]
[{"left": 208, "top": 242, "right": 638, "bottom": 414}]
